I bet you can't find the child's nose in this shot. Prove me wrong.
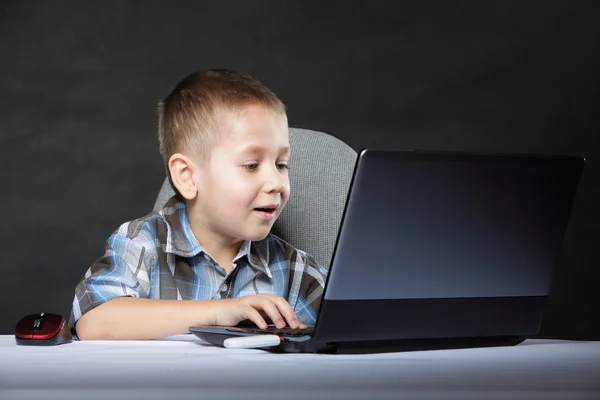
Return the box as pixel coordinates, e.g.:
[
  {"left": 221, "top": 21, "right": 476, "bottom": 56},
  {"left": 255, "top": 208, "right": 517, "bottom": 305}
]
[{"left": 264, "top": 168, "right": 287, "bottom": 193}]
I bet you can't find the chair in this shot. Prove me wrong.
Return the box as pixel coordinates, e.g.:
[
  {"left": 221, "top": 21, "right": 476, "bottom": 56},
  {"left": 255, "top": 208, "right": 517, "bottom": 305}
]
[{"left": 152, "top": 127, "right": 358, "bottom": 270}]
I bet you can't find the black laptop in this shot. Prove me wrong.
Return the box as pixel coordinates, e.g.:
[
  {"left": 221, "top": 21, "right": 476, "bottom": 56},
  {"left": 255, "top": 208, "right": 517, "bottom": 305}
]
[{"left": 190, "top": 149, "right": 585, "bottom": 354}]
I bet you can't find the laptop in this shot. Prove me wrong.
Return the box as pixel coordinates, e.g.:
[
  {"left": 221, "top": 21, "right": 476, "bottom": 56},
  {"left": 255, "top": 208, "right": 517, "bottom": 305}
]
[{"left": 190, "top": 149, "right": 585, "bottom": 354}]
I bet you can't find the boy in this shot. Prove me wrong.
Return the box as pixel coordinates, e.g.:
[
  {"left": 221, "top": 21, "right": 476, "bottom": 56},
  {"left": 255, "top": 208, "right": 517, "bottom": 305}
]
[{"left": 69, "top": 69, "right": 328, "bottom": 340}]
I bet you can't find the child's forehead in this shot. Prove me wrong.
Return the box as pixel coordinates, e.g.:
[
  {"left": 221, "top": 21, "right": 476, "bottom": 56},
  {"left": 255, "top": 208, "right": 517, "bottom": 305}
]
[
  {"left": 222, "top": 107, "right": 288, "bottom": 141},
  {"left": 224, "top": 135, "right": 290, "bottom": 154}
]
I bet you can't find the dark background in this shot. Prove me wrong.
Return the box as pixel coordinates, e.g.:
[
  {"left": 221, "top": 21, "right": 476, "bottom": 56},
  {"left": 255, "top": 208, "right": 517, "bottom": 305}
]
[{"left": 1, "top": 1, "right": 598, "bottom": 338}]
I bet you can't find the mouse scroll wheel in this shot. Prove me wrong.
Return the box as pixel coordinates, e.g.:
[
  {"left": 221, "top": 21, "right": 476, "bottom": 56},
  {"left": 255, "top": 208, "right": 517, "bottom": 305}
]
[{"left": 32, "top": 316, "right": 45, "bottom": 331}]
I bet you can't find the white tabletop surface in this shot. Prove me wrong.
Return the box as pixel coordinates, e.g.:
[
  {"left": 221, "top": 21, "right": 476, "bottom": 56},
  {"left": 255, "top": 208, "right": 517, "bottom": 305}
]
[{"left": 1, "top": 334, "right": 599, "bottom": 400}]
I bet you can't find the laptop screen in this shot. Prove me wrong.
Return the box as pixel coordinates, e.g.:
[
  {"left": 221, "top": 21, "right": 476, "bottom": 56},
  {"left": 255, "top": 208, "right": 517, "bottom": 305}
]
[{"left": 325, "top": 150, "right": 584, "bottom": 301}]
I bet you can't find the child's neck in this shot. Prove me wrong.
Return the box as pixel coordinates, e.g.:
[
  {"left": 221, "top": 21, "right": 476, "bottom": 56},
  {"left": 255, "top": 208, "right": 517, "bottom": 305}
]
[{"left": 189, "top": 222, "right": 243, "bottom": 274}]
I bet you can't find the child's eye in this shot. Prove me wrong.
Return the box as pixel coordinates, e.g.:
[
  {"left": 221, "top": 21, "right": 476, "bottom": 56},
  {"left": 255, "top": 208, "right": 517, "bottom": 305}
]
[
  {"left": 244, "top": 163, "right": 259, "bottom": 171},
  {"left": 277, "top": 163, "right": 289, "bottom": 171}
]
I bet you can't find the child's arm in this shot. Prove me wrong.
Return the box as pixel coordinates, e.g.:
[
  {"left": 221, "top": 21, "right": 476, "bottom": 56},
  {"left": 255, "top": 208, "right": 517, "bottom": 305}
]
[
  {"left": 75, "top": 293, "right": 305, "bottom": 340},
  {"left": 288, "top": 251, "right": 328, "bottom": 326},
  {"left": 71, "top": 223, "right": 305, "bottom": 340}
]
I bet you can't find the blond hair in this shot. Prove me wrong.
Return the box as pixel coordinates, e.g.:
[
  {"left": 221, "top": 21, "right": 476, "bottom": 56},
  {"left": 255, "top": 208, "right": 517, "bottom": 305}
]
[{"left": 157, "top": 69, "right": 286, "bottom": 190}]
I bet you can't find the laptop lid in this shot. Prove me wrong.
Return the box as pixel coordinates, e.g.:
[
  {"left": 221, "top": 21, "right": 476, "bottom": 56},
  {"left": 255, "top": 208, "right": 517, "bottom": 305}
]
[{"left": 313, "top": 149, "right": 585, "bottom": 343}]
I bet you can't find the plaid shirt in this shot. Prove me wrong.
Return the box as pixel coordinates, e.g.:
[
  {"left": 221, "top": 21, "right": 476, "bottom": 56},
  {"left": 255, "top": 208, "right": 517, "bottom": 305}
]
[{"left": 69, "top": 196, "right": 328, "bottom": 332}]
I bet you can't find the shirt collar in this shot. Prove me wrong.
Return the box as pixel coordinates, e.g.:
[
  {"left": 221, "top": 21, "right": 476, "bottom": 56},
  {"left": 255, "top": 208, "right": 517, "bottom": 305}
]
[
  {"left": 161, "top": 196, "right": 202, "bottom": 257},
  {"left": 248, "top": 240, "right": 273, "bottom": 279},
  {"left": 161, "top": 196, "right": 272, "bottom": 278}
]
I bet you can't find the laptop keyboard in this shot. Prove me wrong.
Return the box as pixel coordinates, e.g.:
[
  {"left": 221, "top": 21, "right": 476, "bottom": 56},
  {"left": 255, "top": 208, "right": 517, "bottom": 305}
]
[{"left": 228, "top": 326, "right": 314, "bottom": 337}]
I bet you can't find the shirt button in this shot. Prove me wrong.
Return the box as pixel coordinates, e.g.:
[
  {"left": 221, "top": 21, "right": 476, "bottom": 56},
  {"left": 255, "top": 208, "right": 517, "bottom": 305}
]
[{"left": 220, "top": 284, "right": 228, "bottom": 292}]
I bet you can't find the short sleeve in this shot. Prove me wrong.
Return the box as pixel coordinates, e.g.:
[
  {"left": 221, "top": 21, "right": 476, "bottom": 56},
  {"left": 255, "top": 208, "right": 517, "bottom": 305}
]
[{"left": 68, "top": 229, "right": 153, "bottom": 330}]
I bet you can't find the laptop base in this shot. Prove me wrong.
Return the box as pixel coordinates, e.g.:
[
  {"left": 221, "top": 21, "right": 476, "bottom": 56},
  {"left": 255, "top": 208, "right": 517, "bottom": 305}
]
[{"left": 190, "top": 327, "right": 526, "bottom": 354}]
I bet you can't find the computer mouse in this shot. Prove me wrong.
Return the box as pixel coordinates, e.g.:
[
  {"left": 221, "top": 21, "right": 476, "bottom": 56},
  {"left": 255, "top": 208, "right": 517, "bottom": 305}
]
[{"left": 15, "top": 312, "right": 73, "bottom": 346}]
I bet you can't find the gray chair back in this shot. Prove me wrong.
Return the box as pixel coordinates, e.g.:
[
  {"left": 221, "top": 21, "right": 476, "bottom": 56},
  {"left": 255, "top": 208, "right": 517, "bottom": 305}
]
[{"left": 152, "top": 127, "right": 357, "bottom": 270}]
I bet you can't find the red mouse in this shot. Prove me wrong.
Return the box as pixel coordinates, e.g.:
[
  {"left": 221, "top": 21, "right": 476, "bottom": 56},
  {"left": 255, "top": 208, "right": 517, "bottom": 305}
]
[{"left": 15, "top": 312, "right": 73, "bottom": 346}]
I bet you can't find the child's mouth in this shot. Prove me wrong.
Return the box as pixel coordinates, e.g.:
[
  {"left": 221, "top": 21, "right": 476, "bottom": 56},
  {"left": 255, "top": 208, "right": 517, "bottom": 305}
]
[
  {"left": 253, "top": 207, "right": 277, "bottom": 220},
  {"left": 255, "top": 207, "right": 276, "bottom": 213}
]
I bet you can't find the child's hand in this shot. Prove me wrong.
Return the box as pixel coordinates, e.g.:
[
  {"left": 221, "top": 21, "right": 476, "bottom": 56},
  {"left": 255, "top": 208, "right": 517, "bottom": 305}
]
[{"left": 212, "top": 294, "right": 307, "bottom": 330}]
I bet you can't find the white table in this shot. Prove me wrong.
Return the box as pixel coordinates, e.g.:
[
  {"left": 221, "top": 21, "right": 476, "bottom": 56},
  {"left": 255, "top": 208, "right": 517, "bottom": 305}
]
[{"left": 1, "top": 334, "right": 599, "bottom": 400}]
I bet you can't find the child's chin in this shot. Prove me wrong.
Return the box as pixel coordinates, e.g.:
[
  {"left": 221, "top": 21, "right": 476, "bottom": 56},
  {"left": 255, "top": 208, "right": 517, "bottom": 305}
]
[
  {"left": 246, "top": 234, "right": 269, "bottom": 241},
  {"left": 244, "top": 230, "right": 271, "bottom": 241}
]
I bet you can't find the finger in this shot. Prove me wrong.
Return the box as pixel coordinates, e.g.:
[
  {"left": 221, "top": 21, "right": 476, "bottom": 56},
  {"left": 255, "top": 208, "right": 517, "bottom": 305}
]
[
  {"left": 243, "top": 306, "right": 268, "bottom": 330},
  {"left": 270, "top": 297, "right": 302, "bottom": 329},
  {"left": 253, "top": 299, "right": 287, "bottom": 329}
]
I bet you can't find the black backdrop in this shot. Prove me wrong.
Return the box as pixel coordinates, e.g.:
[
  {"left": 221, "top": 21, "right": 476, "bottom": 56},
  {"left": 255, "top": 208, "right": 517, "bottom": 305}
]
[{"left": 1, "top": 1, "right": 598, "bottom": 338}]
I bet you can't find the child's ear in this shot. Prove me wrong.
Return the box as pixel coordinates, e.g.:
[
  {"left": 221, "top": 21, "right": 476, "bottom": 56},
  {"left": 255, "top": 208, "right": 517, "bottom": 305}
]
[{"left": 168, "top": 153, "right": 198, "bottom": 200}]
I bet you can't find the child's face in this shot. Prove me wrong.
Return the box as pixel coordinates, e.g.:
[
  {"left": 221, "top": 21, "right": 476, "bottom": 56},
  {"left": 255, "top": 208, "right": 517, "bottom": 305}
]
[{"left": 193, "top": 104, "right": 290, "bottom": 242}]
